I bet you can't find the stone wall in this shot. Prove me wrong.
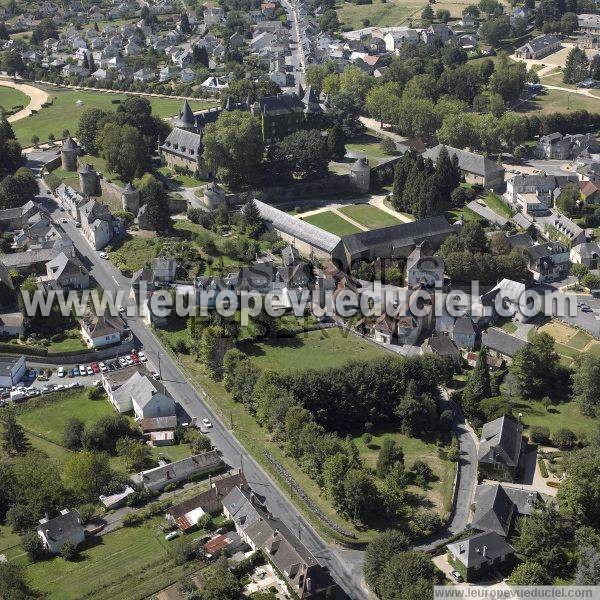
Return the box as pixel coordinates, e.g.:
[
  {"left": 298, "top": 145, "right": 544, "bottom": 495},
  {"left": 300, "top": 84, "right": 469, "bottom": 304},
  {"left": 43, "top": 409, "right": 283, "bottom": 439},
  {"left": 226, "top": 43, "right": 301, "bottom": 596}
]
[{"left": 99, "top": 177, "right": 125, "bottom": 211}]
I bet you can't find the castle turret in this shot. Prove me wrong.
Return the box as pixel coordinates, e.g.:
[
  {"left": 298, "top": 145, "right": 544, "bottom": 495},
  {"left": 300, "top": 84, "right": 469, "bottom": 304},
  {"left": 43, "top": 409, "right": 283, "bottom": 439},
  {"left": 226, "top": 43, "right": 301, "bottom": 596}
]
[
  {"left": 349, "top": 157, "right": 371, "bottom": 193},
  {"left": 78, "top": 163, "right": 98, "bottom": 196},
  {"left": 61, "top": 137, "right": 78, "bottom": 171},
  {"left": 173, "top": 99, "right": 196, "bottom": 131},
  {"left": 121, "top": 182, "right": 140, "bottom": 214}
]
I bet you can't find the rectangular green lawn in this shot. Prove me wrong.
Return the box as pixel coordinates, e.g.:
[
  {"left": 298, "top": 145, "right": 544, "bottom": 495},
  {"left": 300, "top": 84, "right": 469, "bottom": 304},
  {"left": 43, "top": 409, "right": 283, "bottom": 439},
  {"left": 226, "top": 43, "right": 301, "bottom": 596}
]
[
  {"left": 515, "top": 399, "right": 597, "bottom": 439},
  {"left": 338, "top": 204, "right": 401, "bottom": 229},
  {"left": 11, "top": 86, "right": 216, "bottom": 146},
  {"left": 239, "top": 328, "right": 385, "bottom": 371},
  {"left": 518, "top": 88, "right": 600, "bottom": 116},
  {"left": 301, "top": 211, "right": 361, "bottom": 235},
  {"left": 483, "top": 192, "right": 514, "bottom": 219},
  {"left": 336, "top": 0, "right": 423, "bottom": 29}
]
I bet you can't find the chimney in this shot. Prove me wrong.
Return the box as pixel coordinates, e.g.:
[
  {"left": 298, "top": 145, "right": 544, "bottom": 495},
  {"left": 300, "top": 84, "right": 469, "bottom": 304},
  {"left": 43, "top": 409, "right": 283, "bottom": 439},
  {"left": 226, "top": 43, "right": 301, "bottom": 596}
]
[
  {"left": 166, "top": 470, "right": 172, "bottom": 480},
  {"left": 459, "top": 543, "right": 464, "bottom": 554},
  {"left": 482, "top": 545, "right": 488, "bottom": 558}
]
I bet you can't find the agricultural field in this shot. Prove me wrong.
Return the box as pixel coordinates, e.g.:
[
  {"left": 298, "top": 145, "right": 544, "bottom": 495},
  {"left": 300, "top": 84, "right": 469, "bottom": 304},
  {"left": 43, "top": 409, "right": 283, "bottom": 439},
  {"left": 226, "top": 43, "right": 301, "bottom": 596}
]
[
  {"left": 301, "top": 210, "right": 362, "bottom": 235},
  {"left": 338, "top": 203, "right": 402, "bottom": 229},
  {"left": 10, "top": 86, "right": 215, "bottom": 146},
  {"left": 0, "top": 85, "right": 29, "bottom": 112},
  {"left": 22, "top": 518, "right": 198, "bottom": 600},
  {"left": 336, "top": 0, "right": 423, "bottom": 30}
]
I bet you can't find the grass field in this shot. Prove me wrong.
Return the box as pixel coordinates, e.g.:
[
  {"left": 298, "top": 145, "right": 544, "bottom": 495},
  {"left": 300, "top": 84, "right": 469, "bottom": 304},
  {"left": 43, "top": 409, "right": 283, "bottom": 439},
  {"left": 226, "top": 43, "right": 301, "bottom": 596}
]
[
  {"left": 17, "top": 391, "right": 113, "bottom": 445},
  {"left": 483, "top": 192, "right": 514, "bottom": 219},
  {"left": 11, "top": 86, "right": 215, "bottom": 146},
  {"left": 346, "top": 133, "right": 392, "bottom": 159},
  {"left": 515, "top": 398, "right": 597, "bottom": 440},
  {"left": 518, "top": 88, "right": 600, "bottom": 116},
  {"left": 239, "top": 328, "right": 385, "bottom": 371},
  {"left": 23, "top": 518, "right": 197, "bottom": 600},
  {"left": 301, "top": 211, "right": 362, "bottom": 235},
  {"left": 336, "top": 0, "right": 423, "bottom": 29},
  {"left": 157, "top": 166, "right": 206, "bottom": 189},
  {"left": 338, "top": 204, "right": 402, "bottom": 229},
  {"left": 0, "top": 85, "right": 29, "bottom": 112}
]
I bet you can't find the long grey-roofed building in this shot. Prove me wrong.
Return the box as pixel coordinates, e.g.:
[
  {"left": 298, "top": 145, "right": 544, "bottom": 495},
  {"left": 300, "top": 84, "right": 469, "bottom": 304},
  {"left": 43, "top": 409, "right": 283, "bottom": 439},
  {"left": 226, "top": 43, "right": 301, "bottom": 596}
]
[
  {"left": 341, "top": 215, "right": 455, "bottom": 266},
  {"left": 423, "top": 145, "right": 505, "bottom": 190},
  {"left": 254, "top": 199, "right": 344, "bottom": 262}
]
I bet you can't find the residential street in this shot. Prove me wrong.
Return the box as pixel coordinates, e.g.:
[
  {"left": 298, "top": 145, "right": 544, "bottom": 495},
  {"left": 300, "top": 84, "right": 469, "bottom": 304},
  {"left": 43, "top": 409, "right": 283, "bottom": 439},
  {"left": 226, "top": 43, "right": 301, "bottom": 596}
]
[{"left": 35, "top": 179, "right": 367, "bottom": 599}]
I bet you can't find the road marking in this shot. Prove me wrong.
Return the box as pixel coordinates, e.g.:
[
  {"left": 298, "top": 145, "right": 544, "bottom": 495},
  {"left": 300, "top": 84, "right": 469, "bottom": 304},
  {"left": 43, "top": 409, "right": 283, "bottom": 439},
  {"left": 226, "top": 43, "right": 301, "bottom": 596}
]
[{"left": 112, "top": 276, "right": 119, "bottom": 286}]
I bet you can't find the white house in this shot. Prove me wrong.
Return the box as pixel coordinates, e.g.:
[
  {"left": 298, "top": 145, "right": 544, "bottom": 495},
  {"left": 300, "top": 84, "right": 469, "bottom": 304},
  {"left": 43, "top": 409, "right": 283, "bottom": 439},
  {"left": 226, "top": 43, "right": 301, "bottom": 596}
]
[
  {"left": 0, "top": 355, "right": 26, "bottom": 387},
  {"left": 36, "top": 509, "right": 85, "bottom": 555},
  {"left": 80, "top": 312, "right": 126, "bottom": 348}
]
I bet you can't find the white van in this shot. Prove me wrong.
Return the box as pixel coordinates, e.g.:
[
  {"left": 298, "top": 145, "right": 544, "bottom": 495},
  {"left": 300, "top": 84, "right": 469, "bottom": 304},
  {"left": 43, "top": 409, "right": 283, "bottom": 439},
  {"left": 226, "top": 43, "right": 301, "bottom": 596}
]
[
  {"left": 58, "top": 366, "right": 65, "bottom": 378},
  {"left": 10, "top": 390, "right": 26, "bottom": 401}
]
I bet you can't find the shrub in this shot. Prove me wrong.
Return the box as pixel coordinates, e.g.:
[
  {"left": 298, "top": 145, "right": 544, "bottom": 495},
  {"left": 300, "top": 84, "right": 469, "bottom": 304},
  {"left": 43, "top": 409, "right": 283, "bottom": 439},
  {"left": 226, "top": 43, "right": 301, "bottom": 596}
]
[
  {"left": 197, "top": 513, "right": 215, "bottom": 532},
  {"left": 530, "top": 426, "right": 550, "bottom": 445},
  {"left": 538, "top": 458, "right": 549, "bottom": 478},
  {"left": 87, "top": 387, "right": 104, "bottom": 400},
  {"left": 166, "top": 537, "right": 196, "bottom": 565},
  {"left": 78, "top": 504, "right": 96, "bottom": 523},
  {"left": 60, "top": 541, "right": 78, "bottom": 560},
  {"left": 553, "top": 428, "right": 577, "bottom": 448},
  {"left": 123, "top": 512, "right": 143, "bottom": 527},
  {"left": 362, "top": 432, "right": 372, "bottom": 446},
  {"left": 21, "top": 531, "right": 46, "bottom": 560}
]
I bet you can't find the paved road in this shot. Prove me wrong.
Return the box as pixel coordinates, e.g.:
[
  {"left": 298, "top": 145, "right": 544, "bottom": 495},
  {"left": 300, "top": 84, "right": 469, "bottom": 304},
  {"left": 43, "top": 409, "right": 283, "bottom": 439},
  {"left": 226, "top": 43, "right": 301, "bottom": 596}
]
[
  {"left": 36, "top": 180, "right": 366, "bottom": 599},
  {"left": 281, "top": 0, "right": 306, "bottom": 89},
  {"left": 415, "top": 392, "right": 478, "bottom": 551}
]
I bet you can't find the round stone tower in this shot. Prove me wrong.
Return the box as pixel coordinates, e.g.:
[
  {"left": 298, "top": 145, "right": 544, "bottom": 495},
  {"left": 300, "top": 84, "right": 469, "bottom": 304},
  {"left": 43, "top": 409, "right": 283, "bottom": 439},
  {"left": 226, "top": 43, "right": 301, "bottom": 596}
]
[
  {"left": 78, "top": 163, "right": 98, "bottom": 196},
  {"left": 121, "top": 182, "right": 140, "bottom": 214},
  {"left": 61, "top": 137, "right": 78, "bottom": 171},
  {"left": 349, "top": 157, "right": 371, "bottom": 193}
]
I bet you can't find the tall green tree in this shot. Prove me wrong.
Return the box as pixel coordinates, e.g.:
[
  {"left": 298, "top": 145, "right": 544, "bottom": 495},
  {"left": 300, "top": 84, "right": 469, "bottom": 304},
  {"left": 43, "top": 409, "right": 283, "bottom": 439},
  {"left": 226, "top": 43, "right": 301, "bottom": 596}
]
[
  {"left": 364, "top": 530, "right": 411, "bottom": 596},
  {"left": 460, "top": 346, "right": 491, "bottom": 421},
  {"left": 202, "top": 111, "right": 264, "bottom": 189},
  {"left": 564, "top": 47, "right": 589, "bottom": 84},
  {"left": 139, "top": 174, "right": 172, "bottom": 232},
  {"left": 96, "top": 122, "right": 150, "bottom": 181},
  {"left": 573, "top": 355, "right": 600, "bottom": 417},
  {"left": 327, "top": 123, "right": 346, "bottom": 161},
  {"left": 376, "top": 438, "right": 404, "bottom": 478},
  {"left": 1, "top": 407, "right": 28, "bottom": 455}
]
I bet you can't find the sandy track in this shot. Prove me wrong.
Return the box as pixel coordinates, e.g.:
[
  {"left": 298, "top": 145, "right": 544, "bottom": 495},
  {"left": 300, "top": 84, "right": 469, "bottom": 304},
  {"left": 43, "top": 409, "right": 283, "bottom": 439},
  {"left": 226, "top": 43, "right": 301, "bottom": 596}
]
[{"left": 0, "top": 80, "right": 49, "bottom": 123}]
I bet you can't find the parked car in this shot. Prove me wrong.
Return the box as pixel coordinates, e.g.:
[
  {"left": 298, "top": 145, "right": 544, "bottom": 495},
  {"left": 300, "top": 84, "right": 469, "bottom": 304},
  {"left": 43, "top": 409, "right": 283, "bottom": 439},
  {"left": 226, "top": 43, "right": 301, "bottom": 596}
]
[
  {"left": 118, "top": 357, "right": 128, "bottom": 367},
  {"left": 165, "top": 531, "right": 179, "bottom": 541},
  {"left": 91, "top": 363, "right": 100, "bottom": 374},
  {"left": 79, "top": 364, "right": 87, "bottom": 375},
  {"left": 99, "top": 362, "right": 108, "bottom": 372},
  {"left": 130, "top": 353, "right": 140, "bottom": 365},
  {"left": 99, "top": 252, "right": 108, "bottom": 259},
  {"left": 86, "top": 366, "right": 94, "bottom": 376},
  {"left": 151, "top": 371, "right": 161, "bottom": 380},
  {"left": 138, "top": 351, "right": 147, "bottom": 362},
  {"left": 450, "top": 570, "right": 463, "bottom": 583},
  {"left": 57, "top": 366, "right": 65, "bottom": 378},
  {"left": 202, "top": 418, "right": 212, "bottom": 429},
  {"left": 72, "top": 367, "right": 79, "bottom": 377}
]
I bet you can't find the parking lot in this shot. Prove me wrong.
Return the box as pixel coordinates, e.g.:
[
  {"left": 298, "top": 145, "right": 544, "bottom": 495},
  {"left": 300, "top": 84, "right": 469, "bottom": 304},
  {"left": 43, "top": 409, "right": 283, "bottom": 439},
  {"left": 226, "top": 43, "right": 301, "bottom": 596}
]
[{"left": 1, "top": 350, "right": 157, "bottom": 404}]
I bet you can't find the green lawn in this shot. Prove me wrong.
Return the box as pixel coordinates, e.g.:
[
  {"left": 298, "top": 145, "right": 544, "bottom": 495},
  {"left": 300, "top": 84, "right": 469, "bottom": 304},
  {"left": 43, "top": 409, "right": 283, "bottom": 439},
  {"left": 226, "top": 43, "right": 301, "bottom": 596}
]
[
  {"left": 239, "top": 328, "right": 385, "bottom": 372},
  {"left": 0, "top": 85, "right": 29, "bottom": 112},
  {"left": 301, "top": 211, "right": 362, "bottom": 236},
  {"left": 515, "top": 399, "right": 597, "bottom": 440},
  {"left": 17, "top": 390, "right": 114, "bottom": 445},
  {"left": 338, "top": 204, "right": 402, "bottom": 229},
  {"left": 336, "top": 0, "right": 423, "bottom": 29},
  {"left": 346, "top": 133, "right": 393, "bottom": 159},
  {"left": 157, "top": 166, "right": 206, "bottom": 189},
  {"left": 46, "top": 330, "right": 88, "bottom": 354},
  {"left": 11, "top": 86, "right": 215, "bottom": 147},
  {"left": 518, "top": 88, "right": 600, "bottom": 116},
  {"left": 23, "top": 518, "right": 197, "bottom": 600},
  {"left": 483, "top": 192, "right": 514, "bottom": 219},
  {"left": 447, "top": 207, "right": 483, "bottom": 223}
]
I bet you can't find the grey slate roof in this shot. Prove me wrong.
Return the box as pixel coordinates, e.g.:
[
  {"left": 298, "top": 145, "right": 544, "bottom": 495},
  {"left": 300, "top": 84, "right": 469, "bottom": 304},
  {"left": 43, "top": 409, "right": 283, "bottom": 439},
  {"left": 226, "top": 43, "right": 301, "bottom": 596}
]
[
  {"left": 423, "top": 145, "right": 504, "bottom": 179},
  {"left": 161, "top": 127, "right": 202, "bottom": 160},
  {"left": 37, "top": 509, "right": 83, "bottom": 543},
  {"left": 173, "top": 99, "right": 195, "bottom": 129},
  {"left": 255, "top": 200, "right": 342, "bottom": 253},
  {"left": 526, "top": 241, "right": 568, "bottom": 261},
  {"left": 342, "top": 215, "right": 454, "bottom": 256},
  {"left": 471, "top": 484, "right": 515, "bottom": 536},
  {"left": 447, "top": 531, "right": 514, "bottom": 569},
  {"left": 453, "top": 316, "right": 475, "bottom": 335},
  {"left": 0, "top": 248, "right": 60, "bottom": 269},
  {"left": 481, "top": 328, "right": 528, "bottom": 358},
  {"left": 478, "top": 416, "right": 523, "bottom": 468},
  {"left": 140, "top": 450, "right": 222, "bottom": 486}
]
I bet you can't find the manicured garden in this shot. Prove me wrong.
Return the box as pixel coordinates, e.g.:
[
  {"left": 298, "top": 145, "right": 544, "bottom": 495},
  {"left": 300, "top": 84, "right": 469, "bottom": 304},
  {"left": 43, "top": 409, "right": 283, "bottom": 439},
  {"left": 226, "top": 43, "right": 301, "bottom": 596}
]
[
  {"left": 531, "top": 320, "right": 600, "bottom": 366},
  {"left": 301, "top": 211, "right": 362, "bottom": 236},
  {"left": 11, "top": 86, "right": 215, "bottom": 146},
  {"left": 338, "top": 204, "right": 402, "bottom": 229}
]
